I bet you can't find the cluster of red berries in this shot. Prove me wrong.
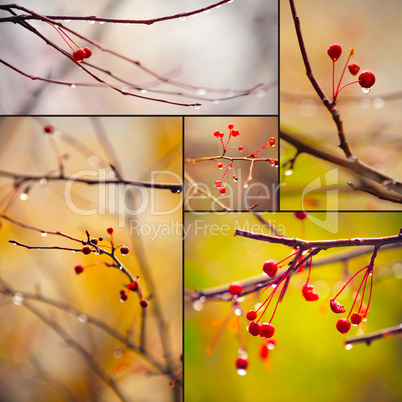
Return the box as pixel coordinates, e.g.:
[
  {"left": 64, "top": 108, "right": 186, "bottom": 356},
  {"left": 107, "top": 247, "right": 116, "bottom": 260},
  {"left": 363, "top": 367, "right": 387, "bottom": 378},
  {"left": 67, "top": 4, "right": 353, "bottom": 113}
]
[
  {"left": 327, "top": 43, "right": 375, "bottom": 101},
  {"left": 72, "top": 47, "right": 92, "bottom": 63},
  {"left": 119, "top": 281, "right": 147, "bottom": 307},
  {"left": 330, "top": 262, "right": 374, "bottom": 334}
]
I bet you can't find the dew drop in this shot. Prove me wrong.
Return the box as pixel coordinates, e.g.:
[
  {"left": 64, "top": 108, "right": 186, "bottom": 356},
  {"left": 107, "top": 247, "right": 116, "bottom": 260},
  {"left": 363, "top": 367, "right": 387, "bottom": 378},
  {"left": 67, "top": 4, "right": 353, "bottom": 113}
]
[
  {"left": 41, "top": 232, "right": 47, "bottom": 237},
  {"left": 113, "top": 350, "right": 123, "bottom": 358},
  {"left": 64, "top": 20, "right": 71, "bottom": 23},
  {"left": 78, "top": 314, "right": 88, "bottom": 323},
  {"left": 71, "top": 250, "right": 76, "bottom": 253},
  {"left": 99, "top": 21, "right": 105, "bottom": 24},
  {"left": 345, "top": 343, "right": 353, "bottom": 350},
  {"left": 256, "top": 88, "right": 266, "bottom": 98},
  {"left": 284, "top": 169, "right": 293, "bottom": 176},
  {"left": 119, "top": 266, "right": 123, "bottom": 270},
  {"left": 179, "top": 16, "right": 187, "bottom": 21},
  {"left": 70, "top": 84, "right": 76, "bottom": 89},
  {"left": 89, "top": 20, "right": 96, "bottom": 24},
  {"left": 234, "top": 308, "right": 242, "bottom": 316},
  {"left": 192, "top": 299, "right": 204, "bottom": 311},
  {"left": 194, "top": 105, "right": 201, "bottom": 110},
  {"left": 226, "top": 90, "right": 234, "bottom": 97},
  {"left": 95, "top": 250, "right": 100, "bottom": 256},
  {"left": 140, "top": 89, "right": 148, "bottom": 94},
  {"left": 268, "top": 343, "right": 275, "bottom": 351},
  {"left": 362, "top": 87, "right": 370, "bottom": 94},
  {"left": 271, "top": 284, "right": 277, "bottom": 289},
  {"left": 12, "top": 293, "right": 24, "bottom": 306},
  {"left": 122, "top": 86, "right": 129, "bottom": 92},
  {"left": 243, "top": 183, "right": 248, "bottom": 189},
  {"left": 20, "top": 193, "right": 29, "bottom": 201},
  {"left": 196, "top": 88, "right": 207, "bottom": 96},
  {"left": 237, "top": 369, "right": 247, "bottom": 376},
  {"left": 40, "top": 178, "right": 47, "bottom": 186},
  {"left": 213, "top": 100, "right": 221, "bottom": 105},
  {"left": 369, "top": 272, "right": 373, "bottom": 277}
]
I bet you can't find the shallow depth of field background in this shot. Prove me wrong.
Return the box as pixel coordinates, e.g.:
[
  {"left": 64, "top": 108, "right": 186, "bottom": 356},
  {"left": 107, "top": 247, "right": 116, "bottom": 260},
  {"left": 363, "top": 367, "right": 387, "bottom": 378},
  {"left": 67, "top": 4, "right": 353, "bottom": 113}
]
[
  {"left": 0, "top": 117, "right": 182, "bottom": 401},
  {"left": 280, "top": 0, "right": 402, "bottom": 210},
  {"left": 185, "top": 212, "right": 402, "bottom": 402},
  {"left": 0, "top": 0, "right": 277, "bottom": 114},
  {"left": 185, "top": 116, "right": 279, "bottom": 211}
]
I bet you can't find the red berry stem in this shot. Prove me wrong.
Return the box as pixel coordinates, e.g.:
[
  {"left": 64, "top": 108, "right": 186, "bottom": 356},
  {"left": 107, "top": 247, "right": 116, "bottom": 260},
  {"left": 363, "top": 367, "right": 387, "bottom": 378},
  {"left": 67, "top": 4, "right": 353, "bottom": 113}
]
[
  {"left": 335, "top": 48, "right": 354, "bottom": 96},
  {"left": 331, "top": 265, "right": 368, "bottom": 300},
  {"left": 347, "top": 267, "right": 369, "bottom": 319},
  {"left": 333, "top": 80, "right": 360, "bottom": 102}
]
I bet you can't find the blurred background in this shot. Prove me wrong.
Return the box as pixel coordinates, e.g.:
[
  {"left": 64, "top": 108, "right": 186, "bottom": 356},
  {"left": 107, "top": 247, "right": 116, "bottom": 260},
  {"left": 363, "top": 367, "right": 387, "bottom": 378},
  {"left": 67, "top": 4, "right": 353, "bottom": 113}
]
[
  {"left": 185, "top": 212, "right": 402, "bottom": 402},
  {"left": 0, "top": 0, "right": 277, "bottom": 114},
  {"left": 280, "top": 0, "right": 402, "bottom": 210},
  {"left": 185, "top": 116, "right": 278, "bottom": 211},
  {"left": 0, "top": 117, "right": 182, "bottom": 401}
]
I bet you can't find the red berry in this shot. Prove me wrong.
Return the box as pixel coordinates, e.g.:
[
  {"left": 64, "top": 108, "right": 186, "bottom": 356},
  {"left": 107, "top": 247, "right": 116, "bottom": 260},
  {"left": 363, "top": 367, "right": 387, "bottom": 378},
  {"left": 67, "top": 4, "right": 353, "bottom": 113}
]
[
  {"left": 327, "top": 43, "right": 342, "bottom": 61},
  {"left": 336, "top": 318, "right": 351, "bottom": 334},
  {"left": 348, "top": 63, "right": 360, "bottom": 76},
  {"left": 330, "top": 298, "right": 346, "bottom": 314},
  {"left": 107, "top": 227, "right": 114, "bottom": 235},
  {"left": 215, "top": 180, "right": 222, "bottom": 188},
  {"left": 294, "top": 212, "right": 308, "bottom": 220},
  {"left": 246, "top": 310, "right": 258, "bottom": 321},
  {"left": 120, "top": 246, "right": 129, "bottom": 256},
  {"left": 260, "top": 323, "right": 275, "bottom": 339},
  {"left": 359, "top": 70, "right": 376, "bottom": 88},
  {"left": 228, "top": 124, "right": 234, "bottom": 129},
  {"left": 269, "top": 137, "right": 276, "bottom": 146},
  {"left": 302, "top": 283, "right": 319, "bottom": 301},
  {"left": 82, "top": 47, "right": 92, "bottom": 58},
  {"left": 72, "top": 49, "right": 86, "bottom": 62},
  {"left": 262, "top": 259, "right": 278, "bottom": 277},
  {"left": 228, "top": 281, "right": 242, "bottom": 296},
  {"left": 238, "top": 146, "right": 243, "bottom": 151},
  {"left": 214, "top": 130, "right": 221, "bottom": 138},
  {"left": 140, "top": 299, "right": 148, "bottom": 308},
  {"left": 81, "top": 246, "right": 92, "bottom": 255},
  {"left": 90, "top": 238, "right": 98, "bottom": 245},
  {"left": 217, "top": 163, "right": 223, "bottom": 169},
  {"left": 120, "top": 294, "right": 128, "bottom": 301},
  {"left": 248, "top": 321, "right": 261, "bottom": 336},
  {"left": 231, "top": 130, "right": 240, "bottom": 137},
  {"left": 127, "top": 281, "right": 139, "bottom": 292},
  {"left": 219, "top": 187, "right": 226, "bottom": 195},
  {"left": 120, "top": 289, "right": 126, "bottom": 296},
  {"left": 351, "top": 312, "right": 363, "bottom": 326},
  {"left": 74, "top": 265, "right": 84, "bottom": 274},
  {"left": 235, "top": 357, "right": 248, "bottom": 370},
  {"left": 43, "top": 125, "right": 53, "bottom": 134}
]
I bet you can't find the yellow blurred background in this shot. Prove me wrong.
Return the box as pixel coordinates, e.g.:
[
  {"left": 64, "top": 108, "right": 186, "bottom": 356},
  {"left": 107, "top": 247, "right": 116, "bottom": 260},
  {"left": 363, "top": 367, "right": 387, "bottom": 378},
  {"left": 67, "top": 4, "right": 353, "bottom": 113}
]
[{"left": 0, "top": 116, "right": 182, "bottom": 401}]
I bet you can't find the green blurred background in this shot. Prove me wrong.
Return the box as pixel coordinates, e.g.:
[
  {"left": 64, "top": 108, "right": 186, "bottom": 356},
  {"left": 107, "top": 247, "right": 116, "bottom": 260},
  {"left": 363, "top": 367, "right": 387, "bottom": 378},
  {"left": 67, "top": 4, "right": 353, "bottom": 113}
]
[{"left": 185, "top": 212, "right": 402, "bottom": 402}]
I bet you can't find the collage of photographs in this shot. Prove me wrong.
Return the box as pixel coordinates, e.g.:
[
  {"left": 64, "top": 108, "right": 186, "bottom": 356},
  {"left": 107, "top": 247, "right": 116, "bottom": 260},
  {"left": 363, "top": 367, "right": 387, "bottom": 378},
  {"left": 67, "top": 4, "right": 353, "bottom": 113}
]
[{"left": 0, "top": 1, "right": 401, "bottom": 402}]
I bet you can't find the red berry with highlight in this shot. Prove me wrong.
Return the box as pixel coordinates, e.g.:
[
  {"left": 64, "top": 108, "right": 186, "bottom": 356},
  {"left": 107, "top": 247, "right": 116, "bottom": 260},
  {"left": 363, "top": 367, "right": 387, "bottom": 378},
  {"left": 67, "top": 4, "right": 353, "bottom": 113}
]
[
  {"left": 43, "top": 125, "right": 53, "bottom": 134},
  {"left": 327, "top": 43, "right": 342, "bottom": 62},
  {"left": 269, "top": 137, "right": 276, "bottom": 146},
  {"left": 351, "top": 312, "right": 363, "bottom": 326},
  {"left": 263, "top": 259, "right": 278, "bottom": 277},
  {"left": 219, "top": 187, "right": 226, "bottom": 195},
  {"left": 140, "top": 299, "right": 148, "bottom": 308},
  {"left": 235, "top": 357, "right": 248, "bottom": 370},
  {"left": 228, "top": 281, "right": 242, "bottom": 296},
  {"left": 107, "top": 227, "right": 114, "bottom": 235},
  {"left": 215, "top": 180, "right": 222, "bottom": 188},
  {"left": 246, "top": 310, "right": 257, "bottom": 321},
  {"left": 231, "top": 130, "right": 240, "bottom": 137},
  {"left": 238, "top": 146, "right": 243, "bottom": 151},
  {"left": 214, "top": 130, "right": 221, "bottom": 138},
  {"left": 228, "top": 124, "right": 234, "bottom": 129},
  {"left": 74, "top": 265, "right": 84, "bottom": 274},
  {"left": 120, "top": 246, "right": 129, "bottom": 256},
  {"left": 248, "top": 321, "right": 261, "bottom": 336},
  {"left": 348, "top": 63, "right": 360, "bottom": 76},
  {"left": 72, "top": 49, "right": 86, "bottom": 62},
  {"left": 81, "top": 246, "right": 92, "bottom": 255},
  {"left": 260, "top": 323, "right": 275, "bottom": 339},
  {"left": 336, "top": 318, "right": 351, "bottom": 334},
  {"left": 359, "top": 70, "right": 376, "bottom": 88},
  {"left": 217, "top": 163, "right": 223, "bottom": 169},
  {"left": 120, "top": 294, "right": 128, "bottom": 301},
  {"left": 82, "top": 47, "right": 92, "bottom": 58}
]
